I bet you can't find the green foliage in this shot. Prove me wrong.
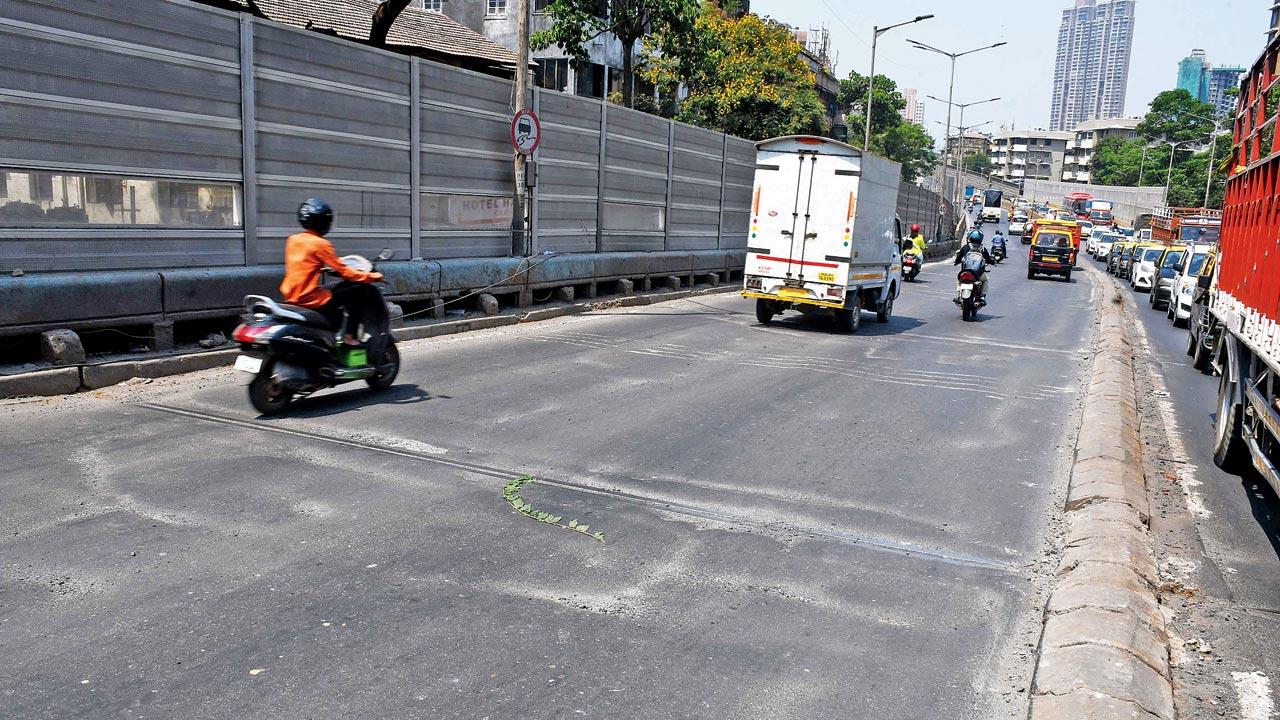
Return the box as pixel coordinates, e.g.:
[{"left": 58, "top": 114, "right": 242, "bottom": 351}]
[
  {"left": 1090, "top": 134, "right": 1229, "bottom": 209},
  {"left": 962, "top": 153, "right": 993, "bottom": 175},
  {"left": 1137, "top": 89, "right": 1217, "bottom": 143},
  {"left": 837, "top": 71, "right": 907, "bottom": 142},
  {"left": 533, "top": 0, "right": 700, "bottom": 108},
  {"left": 641, "top": 3, "right": 826, "bottom": 140},
  {"left": 880, "top": 122, "right": 940, "bottom": 184},
  {"left": 503, "top": 475, "right": 605, "bottom": 542}
]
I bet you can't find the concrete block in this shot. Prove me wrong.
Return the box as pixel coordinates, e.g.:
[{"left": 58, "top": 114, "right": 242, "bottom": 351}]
[
  {"left": 430, "top": 298, "right": 446, "bottom": 320},
  {"left": 1047, "top": 563, "right": 1163, "bottom": 629},
  {"left": 1032, "top": 644, "right": 1173, "bottom": 720},
  {"left": 1063, "top": 501, "right": 1147, "bottom": 543},
  {"left": 615, "top": 278, "right": 634, "bottom": 296},
  {"left": 1031, "top": 692, "right": 1167, "bottom": 720},
  {"left": 153, "top": 320, "right": 175, "bottom": 351},
  {"left": 160, "top": 266, "right": 280, "bottom": 313},
  {"left": 703, "top": 273, "right": 720, "bottom": 287},
  {"left": 0, "top": 271, "right": 162, "bottom": 326},
  {"left": 554, "top": 286, "right": 574, "bottom": 303},
  {"left": 477, "top": 293, "right": 500, "bottom": 316},
  {"left": 81, "top": 349, "right": 238, "bottom": 390},
  {"left": 1059, "top": 532, "right": 1158, "bottom": 585},
  {"left": 520, "top": 307, "right": 566, "bottom": 323},
  {"left": 395, "top": 315, "right": 520, "bottom": 342},
  {"left": 40, "top": 329, "right": 85, "bottom": 366},
  {"left": 0, "top": 367, "right": 81, "bottom": 397},
  {"left": 663, "top": 275, "right": 682, "bottom": 290},
  {"left": 386, "top": 302, "right": 405, "bottom": 329},
  {"left": 1041, "top": 606, "right": 1168, "bottom": 677}
]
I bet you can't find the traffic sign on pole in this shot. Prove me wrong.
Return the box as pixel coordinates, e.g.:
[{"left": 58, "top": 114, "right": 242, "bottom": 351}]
[{"left": 511, "top": 109, "right": 541, "bottom": 156}]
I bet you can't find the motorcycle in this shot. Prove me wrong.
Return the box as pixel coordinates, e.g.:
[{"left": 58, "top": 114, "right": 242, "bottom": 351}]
[
  {"left": 954, "top": 254, "right": 993, "bottom": 322},
  {"left": 991, "top": 242, "right": 1006, "bottom": 264},
  {"left": 231, "top": 250, "right": 400, "bottom": 415},
  {"left": 902, "top": 250, "right": 922, "bottom": 282}
]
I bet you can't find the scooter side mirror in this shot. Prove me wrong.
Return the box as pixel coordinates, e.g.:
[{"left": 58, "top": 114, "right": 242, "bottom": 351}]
[{"left": 377, "top": 248, "right": 395, "bottom": 261}]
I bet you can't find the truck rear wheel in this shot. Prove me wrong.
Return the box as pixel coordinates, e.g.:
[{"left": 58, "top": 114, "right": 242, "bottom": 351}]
[
  {"left": 1192, "top": 334, "right": 1212, "bottom": 373},
  {"left": 835, "top": 293, "right": 861, "bottom": 333},
  {"left": 876, "top": 292, "right": 894, "bottom": 323},
  {"left": 1212, "top": 362, "right": 1249, "bottom": 472},
  {"left": 755, "top": 298, "right": 775, "bottom": 325}
]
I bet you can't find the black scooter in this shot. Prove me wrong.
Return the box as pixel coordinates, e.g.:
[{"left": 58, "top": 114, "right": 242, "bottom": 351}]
[{"left": 232, "top": 250, "right": 400, "bottom": 415}]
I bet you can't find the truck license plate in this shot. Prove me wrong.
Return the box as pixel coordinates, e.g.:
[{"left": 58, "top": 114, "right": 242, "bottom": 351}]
[
  {"left": 817, "top": 272, "right": 836, "bottom": 283},
  {"left": 234, "top": 355, "right": 263, "bottom": 374}
]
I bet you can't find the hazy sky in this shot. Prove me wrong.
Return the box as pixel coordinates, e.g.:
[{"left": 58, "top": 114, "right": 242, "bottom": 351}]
[{"left": 752, "top": 0, "right": 1261, "bottom": 142}]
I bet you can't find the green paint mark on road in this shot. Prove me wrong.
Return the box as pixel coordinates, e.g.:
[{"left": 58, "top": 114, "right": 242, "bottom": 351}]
[{"left": 503, "top": 475, "right": 605, "bottom": 542}]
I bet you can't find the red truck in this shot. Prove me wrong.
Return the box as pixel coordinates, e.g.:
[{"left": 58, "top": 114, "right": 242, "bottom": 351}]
[{"left": 1198, "top": 28, "right": 1280, "bottom": 488}]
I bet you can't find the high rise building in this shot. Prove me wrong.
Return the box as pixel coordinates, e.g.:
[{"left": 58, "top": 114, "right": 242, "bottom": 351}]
[
  {"left": 903, "top": 88, "right": 925, "bottom": 126},
  {"left": 1176, "top": 49, "right": 1209, "bottom": 102},
  {"left": 1048, "top": 0, "right": 1136, "bottom": 132},
  {"left": 1208, "top": 66, "right": 1245, "bottom": 116}
]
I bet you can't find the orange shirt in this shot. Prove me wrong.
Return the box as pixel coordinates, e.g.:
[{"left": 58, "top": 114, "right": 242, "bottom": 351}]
[{"left": 279, "top": 231, "right": 377, "bottom": 308}]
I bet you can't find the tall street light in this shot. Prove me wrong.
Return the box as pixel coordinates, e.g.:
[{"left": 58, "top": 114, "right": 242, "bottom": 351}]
[
  {"left": 929, "top": 95, "right": 1000, "bottom": 203},
  {"left": 1186, "top": 113, "right": 1231, "bottom": 208},
  {"left": 1156, "top": 139, "right": 1199, "bottom": 206},
  {"left": 909, "top": 39, "right": 1007, "bottom": 211},
  {"left": 863, "top": 14, "right": 934, "bottom": 153}
]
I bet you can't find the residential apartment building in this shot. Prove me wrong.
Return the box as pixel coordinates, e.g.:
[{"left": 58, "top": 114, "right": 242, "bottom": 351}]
[
  {"left": 903, "top": 88, "right": 925, "bottom": 126},
  {"left": 944, "top": 132, "right": 993, "bottom": 167},
  {"left": 990, "top": 130, "right": 1072, "bottom": 184},
  {"left": 1062, "top": 117, "right": 1141, "bottom": 183},
  {"left": 1175, "top": 49, "right": 1244, "bottom": 117},
  {"left": 1048, "top": 0, "right": 1136, "bottom": 132}
]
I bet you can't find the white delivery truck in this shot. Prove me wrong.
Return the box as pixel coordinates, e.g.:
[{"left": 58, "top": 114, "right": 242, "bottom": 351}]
[
  {"left": 743, "top": 136, "right": 905, "bottom": 334},
  {"left": 980, "top": 189, "right": 1004, "bottom": 223}
]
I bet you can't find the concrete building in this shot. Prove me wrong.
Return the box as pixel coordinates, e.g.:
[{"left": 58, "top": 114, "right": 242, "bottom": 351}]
[
  {"left": 794, "top": 28, "right": 846, "bottom": 141},
  {"left": 904, "top": 88, "right": 925, "bottom": 126},
  {"left": 1049, "top": 0, "right": 1136, "bottom": 132},
  {"left": 1208, "top": 66, "right": 1245, "bottom": 116},
  {"left": 1175, "top": 49, "right": 1244, "bottom": 117},
  {"left": 1176, "top": 49, "right": 1209, "bottom": 102},
  {"left": 990, "top": 130, "right": 1072, "bottom": 185},
  {"left": 420, "top": 0, "right": 630, "bottom": 98},
  {"left": 1062, "top": 117, "right": 1141, "bottom": 183},
  {"left": 944, "top": 132, "right": 993, "bottom": 167}
]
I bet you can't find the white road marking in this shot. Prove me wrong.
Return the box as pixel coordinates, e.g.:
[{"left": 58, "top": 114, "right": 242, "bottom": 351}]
[
  {"left": 1233, "top": 671, "right": 1277, "bottom": 720},
  {"left": 1126, "top": 313, "right": 1212, "bottom": 518}
]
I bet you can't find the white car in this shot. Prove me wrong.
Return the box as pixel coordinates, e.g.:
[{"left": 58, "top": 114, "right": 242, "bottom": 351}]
[
  {"left": 1130, "top": 245, "right": 1166, "bottom": 291},
  {"left": 1009, "top": 215, "right": 1029, "bottom": 235},
  {"left": 1094, "top": 232, "right": 1121, "bottom": 260},
  {"left": 1079, "top": 220, "right": 1094, "bottom": 239},
  {"left": 1170, "top": 244, "right": 1215, "bottom": 326}
]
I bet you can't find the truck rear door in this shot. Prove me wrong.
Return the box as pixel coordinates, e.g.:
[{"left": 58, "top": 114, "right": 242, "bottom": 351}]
[{"left": 746, "top": 138, "right": 858, "bottom": 305}]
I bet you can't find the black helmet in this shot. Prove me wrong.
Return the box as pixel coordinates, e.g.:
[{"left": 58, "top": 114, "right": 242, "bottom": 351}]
[{"left": 297, "top": 197, "right": 333, "bottom": 235}]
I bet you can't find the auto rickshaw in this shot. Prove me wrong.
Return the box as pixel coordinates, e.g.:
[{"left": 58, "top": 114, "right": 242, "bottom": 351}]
[{"left": 1026, "top": 218, "right": 1082, "bottom": 266}]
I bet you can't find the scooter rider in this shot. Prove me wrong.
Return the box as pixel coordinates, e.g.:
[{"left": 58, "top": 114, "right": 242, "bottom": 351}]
[
  {"left": 990, "top": 230, "right": 1008, "bottom": 260},
  {"left": 954, "top": 229, "right": 996, "bottom": 304},
  {"left": 280, "top": 198, "right": 383, "bottom": 346},
  {"left": 908, "top": 223, "right": 928, "bottom": 258}
]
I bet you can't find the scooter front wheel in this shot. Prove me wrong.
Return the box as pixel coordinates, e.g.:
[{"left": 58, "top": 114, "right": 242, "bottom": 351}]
[
  {"left": 249, "top": 366, "right": 293, "bottom": 415},
  {"left": 365, "top": 342, "right": 400, "bottom": 391}
]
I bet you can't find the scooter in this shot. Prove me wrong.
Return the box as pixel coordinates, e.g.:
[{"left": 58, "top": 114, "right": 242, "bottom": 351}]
[
  {"left": 231, "top": 250, "right": 400, "bottom": 415},
  {"left": 902, "top": 250, "right": 922, "bottom": 281},
  {"left": 991, "top": 243, "right": 1006, "bottom": 264}
]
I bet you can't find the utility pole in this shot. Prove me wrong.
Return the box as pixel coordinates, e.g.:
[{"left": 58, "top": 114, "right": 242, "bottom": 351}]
[
  {"left": 511, "top": 0, "right": 530, "bottom": 256},
  {"left": 863, "top": 15, "right": 934, "bottom": 153}
]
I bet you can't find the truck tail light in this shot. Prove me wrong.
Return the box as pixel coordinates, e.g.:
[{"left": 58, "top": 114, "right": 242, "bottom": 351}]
[
  {"left": 826, "top": 286, "right": 845, "bottom": 298},
  {"left": 745, "top": 275, "right": 764, "bottom": 290}
]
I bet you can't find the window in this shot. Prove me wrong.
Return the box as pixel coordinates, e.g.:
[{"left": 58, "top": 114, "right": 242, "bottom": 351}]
[
  {"left": 419, "top": 0, "right": 442, "bottom": 10},
  {"left": 486, "top": 0, "right": 506, "bottom": 16},
  {"left": 602, "top": 202, "right": 664, "bottom": 232},
  {"left": 533, "top": 0, "right": 550, "bottom": 9},
  {"left": 0, "top": 169, "right": 241, "bottom": 228},
  {"left": 536, "top": 58, "right": 569, "bottom": 92},
  {"left": 421, "top": 193, "right": 512, "bottom": 230}
]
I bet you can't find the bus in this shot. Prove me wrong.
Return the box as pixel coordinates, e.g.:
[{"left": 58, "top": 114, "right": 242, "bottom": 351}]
[{"left": 1064, "top": 192, "right": 1093, "bottom": 220}]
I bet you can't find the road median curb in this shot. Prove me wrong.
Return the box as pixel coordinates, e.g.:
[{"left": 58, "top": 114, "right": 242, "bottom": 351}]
[
  {"left": 1029, "top": 269, "right": 1174, "bottom": 720},
  {"left": 0, "top": 285, "right": 737, "bottom": 398}
]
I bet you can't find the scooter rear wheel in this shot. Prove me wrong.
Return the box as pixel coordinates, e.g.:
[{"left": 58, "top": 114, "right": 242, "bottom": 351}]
[
  {"left": 365, "top": 342, "right": 400, "bottom": 391},
  {"left": 249, "top": 366, "right": 293, "bottom": 415}
]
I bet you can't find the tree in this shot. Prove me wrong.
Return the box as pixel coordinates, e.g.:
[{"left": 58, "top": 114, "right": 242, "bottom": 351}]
[
  {"left": 881, "top": 122, "right": 940, "bottom": 183},
  {"left": 1090, "top": 136, "right": 1146, "bottom": 186},
  {"left": 641, "top": 4, "right": 825, "bottom": 140},
  {"left": 369, "top": 0, "right": 411, "bottom": 47},
  {"left": 533, "top": 0, "right": 700, "bottom": 108},
  {"left": 962, "top": 153, "right": 993, "bottom": 175},
  {"left": 837, "top": 71, "right": 906, "bottom": 145},
  {"left": 1137, "top": 89, "right": 1217, "bottom": 143}
]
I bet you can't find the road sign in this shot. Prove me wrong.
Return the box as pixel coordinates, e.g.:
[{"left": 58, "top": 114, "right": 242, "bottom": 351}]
[{"left": 510, "top": 109, "right": 541, "bottom": 156}]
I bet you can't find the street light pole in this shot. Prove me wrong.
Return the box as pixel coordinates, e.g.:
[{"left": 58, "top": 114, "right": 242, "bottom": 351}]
[
  {"left": 910, "top": 40, "right": 1006, "bottom": 214},
  {"left": 928, "top": 95, "right": 1000, "bottom": 206},
  {"left": 863, "top": 15, "right": 934, "bottom": 153}
]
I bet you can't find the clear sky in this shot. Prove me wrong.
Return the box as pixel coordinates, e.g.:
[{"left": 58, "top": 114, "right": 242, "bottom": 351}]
[{"left": 751, "top": 0, "right": 1261, "bottom": 143}]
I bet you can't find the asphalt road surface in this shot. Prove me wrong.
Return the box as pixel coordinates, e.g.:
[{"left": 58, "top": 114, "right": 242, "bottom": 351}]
[{"left": 3, "top": 221, "right": 1099, "bottom": 719}]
